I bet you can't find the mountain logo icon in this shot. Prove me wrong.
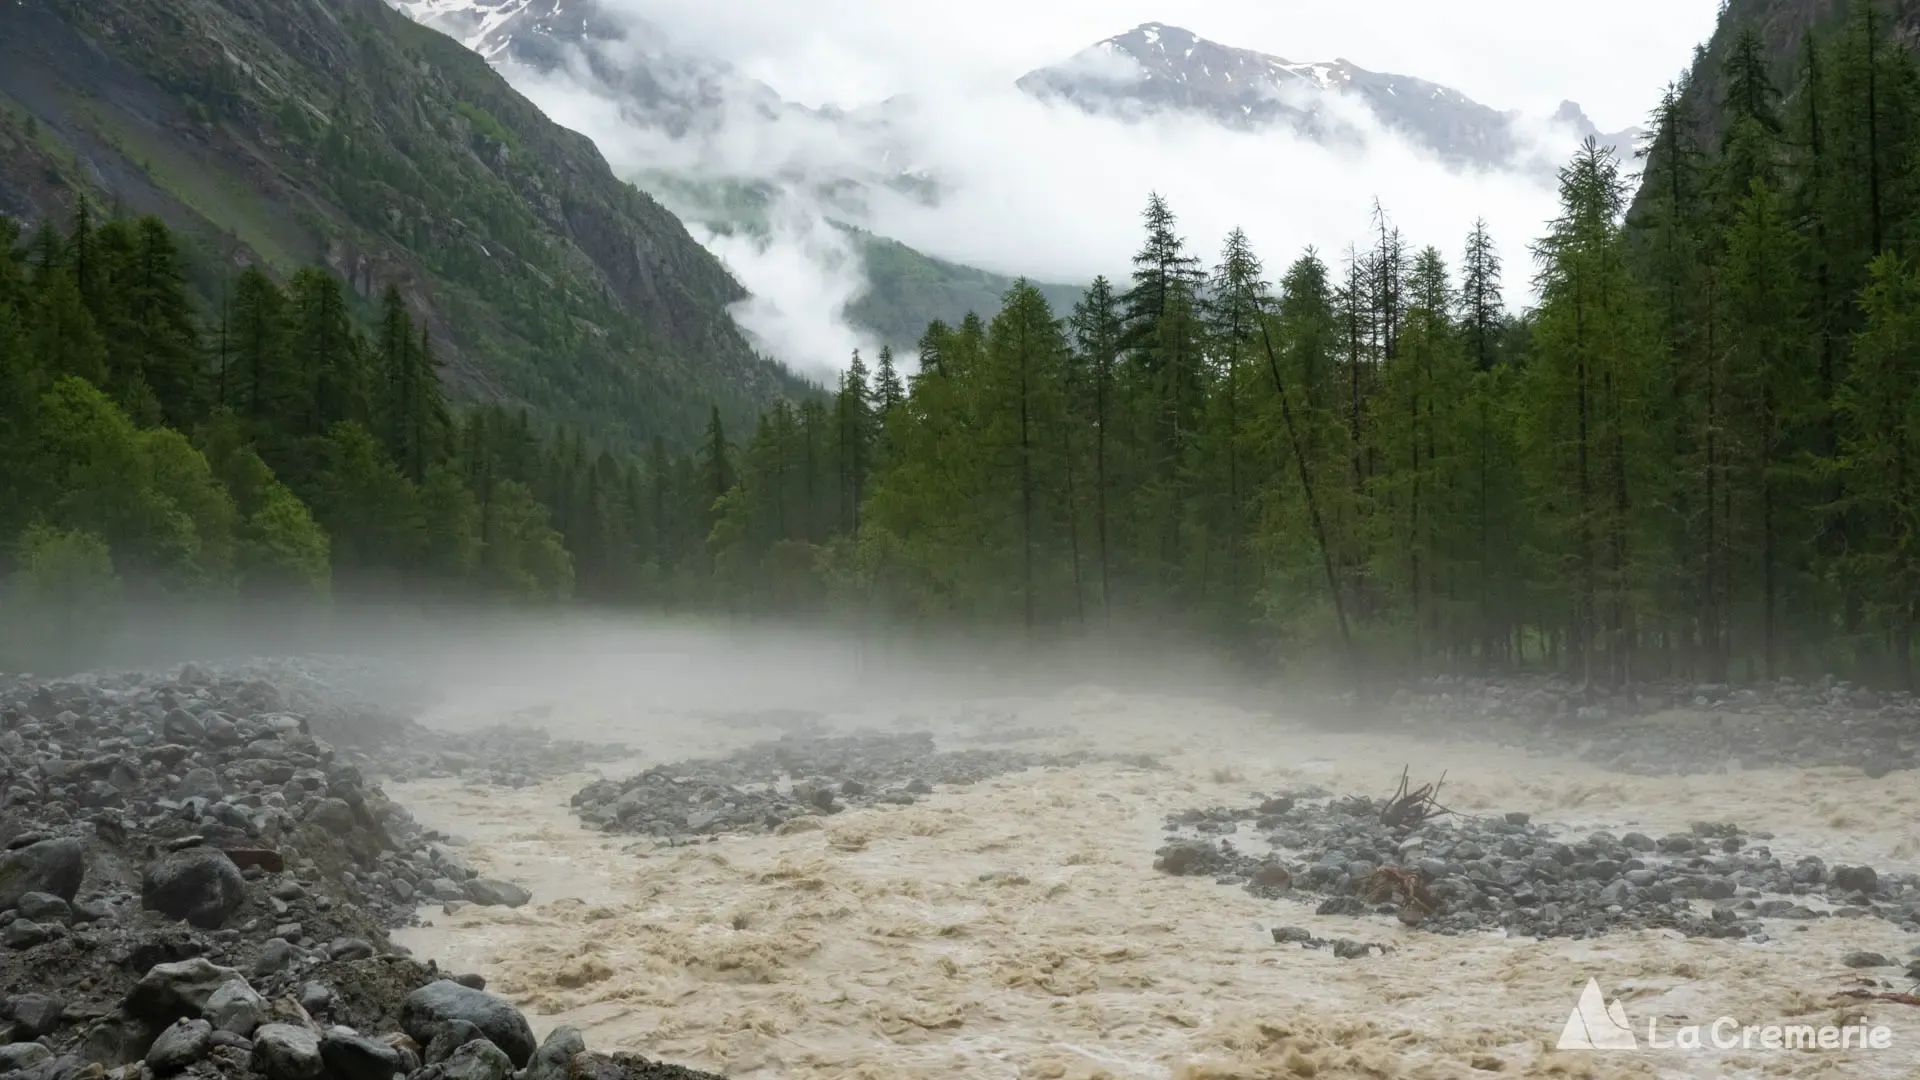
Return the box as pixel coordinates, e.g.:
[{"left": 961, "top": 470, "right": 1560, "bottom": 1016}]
[{"left": 1556, "top": 977, "right": 1638, "bottom": 1050}]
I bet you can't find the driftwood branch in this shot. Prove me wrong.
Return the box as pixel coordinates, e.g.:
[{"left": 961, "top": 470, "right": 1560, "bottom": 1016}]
[{"left": 1378, "top": 765, "right": 1451, "bottom": 829}]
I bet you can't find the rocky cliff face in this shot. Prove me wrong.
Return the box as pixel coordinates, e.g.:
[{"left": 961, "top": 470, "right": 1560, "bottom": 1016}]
[
  {"left": 1626, "top": 0, "right": 1920, "bottom": 215},
  {"left": 0, "top": 0, "right": 811, "bottom": 450}
]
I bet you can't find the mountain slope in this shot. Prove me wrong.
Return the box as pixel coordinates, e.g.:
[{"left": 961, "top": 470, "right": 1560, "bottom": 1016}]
[
  {"left": 390, "top": 0, "right": 1034, "bottom": 348},
  {"left": 0, "top": 0, "right": 809, "bottom": 451},
  {"left": 842, "top": 229, "right": 1085, "bottom": 349},
  {"left": 1019, "top": 22, "right": 1640, "bottom": 171},
  {"left": 637, "top": 172, "right": 1086, "bottom": 350}
]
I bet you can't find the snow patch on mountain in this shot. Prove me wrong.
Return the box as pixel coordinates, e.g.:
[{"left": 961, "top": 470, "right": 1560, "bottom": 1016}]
[{"left": 1018, "top": 22, "right": 1636, "bottom": 173}]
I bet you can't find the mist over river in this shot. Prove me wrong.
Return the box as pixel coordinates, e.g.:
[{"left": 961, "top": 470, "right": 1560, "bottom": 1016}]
[{"left": 378, "top": 647, "right": 1920, "bottom": 1080}]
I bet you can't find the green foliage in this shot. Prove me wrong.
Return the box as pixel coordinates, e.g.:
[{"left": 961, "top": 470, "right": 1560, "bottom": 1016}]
[
  {"left": 238, "top": 482, "right": 331, "bottom": 596},
  {"left": 4, "top": 524, "right": 122, "bottom": 672}
]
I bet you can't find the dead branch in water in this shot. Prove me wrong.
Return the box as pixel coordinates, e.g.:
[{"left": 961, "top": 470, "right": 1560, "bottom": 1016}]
[{"left": 1380, "top": 765, "right": 1451, "bottom": 829}]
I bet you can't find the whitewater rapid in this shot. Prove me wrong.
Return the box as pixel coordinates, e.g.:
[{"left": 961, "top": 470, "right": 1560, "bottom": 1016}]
[{"left": 390, "top": 685, "right": 1920, "bottom": 1079}]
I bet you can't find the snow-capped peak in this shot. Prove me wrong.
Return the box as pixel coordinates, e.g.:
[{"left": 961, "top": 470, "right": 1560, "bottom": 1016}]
[{"left": 1018, "top": 22, "right": 1609, "bottom": 175}]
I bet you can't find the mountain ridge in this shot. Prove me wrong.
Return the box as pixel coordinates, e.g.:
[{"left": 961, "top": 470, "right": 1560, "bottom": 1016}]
[
  {"left": 0, "top": 0, "right": 809, "bottom": 451},
  {"left": 1018, "top": 21, "right": 1642, "bottom": 171}
]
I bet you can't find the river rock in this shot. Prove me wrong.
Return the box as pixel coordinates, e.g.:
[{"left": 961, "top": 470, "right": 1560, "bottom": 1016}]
[
  {"left": 205, "top": 978, "right": 268, "bottom": 1037},
  {"left": 4, "top": 919, "right": 54, "bottom": 949},
  {"left": 6, "top": 993, "right": 67, "bottom": 1038},
  {"left": 401, "top": 982, "right": 536, "bottom": 1067},
  {"left": 252, "top": 1023, "right": 325, "bottom": 1080},
  {"left": 319, "top": 1028, "right": 404, "bottom": 1080},
  {"left": 145, "top": 1018, "right": 213, "bottom": 1074},
  {"left": 14, "top": 891, "right": 73, "bottom": 924},
  {"left": 464, "top": 880, "right": 531, "bottom": 908},
  {"left": 425, "top": 1020, "right": 484, "bottom": 1065},
  {"left": 254, "top": 938, "right": 301, "bottom": 976},
  {"left": 1833, "top": 865, "right": 1879, "bottom": 894},
  {"left": 0, "top": 1044, "right": 54, "bottom": 1074},
  {"left": 327, "top": 937, "right": 375, "bottom": 961},
  {"left": 524, "top": 1025, "right": 585, "bottom": 1080},
  {"left": 142, "top": 849, "right": 247, "bottom": 929},
  {"left": 0, "top": 838, "right": 85, "bottom": 910},
  {"left": 125, "top": 959, "right": 246, "bottom": 1023},
  {"left": 431, "top": 1039, "right": 513, "bottom": 1080}
]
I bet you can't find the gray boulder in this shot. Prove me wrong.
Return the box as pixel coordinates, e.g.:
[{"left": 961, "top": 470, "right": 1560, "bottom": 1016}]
[
  {"left": 142, "top": 849, "right": 246, "bottom": 929},
  {"left": 1833, "top": 865, "right": 1879, "bottom": 894},
  {"left": 14, "top": 892, "right": 72, "bottom": 924},
  {"left": 0, "top": 1044, "right": 54, "bottom": 1074},
  {"left": 125, "top": 958, "right": 245, "bottom": 1023},
  {"left": 320, "top": 1028, "right": 404, "bottom": 1080},
  {"left": 251, "top": 1023, "right": 325, "bottom": 1080},
  {"left": 83, "top": 1015, "right": 162, "bottom": 1067},
  {"left": 524, "top": 1025, "right": 585, "bottom": 1080},
  {"left": 0, "top": 838, "right": 85, "bottom": 910},
  {"left": 464, "top": 880, "right": 531, "bottom": 908},
  {"left": 176, "top": 768, "right": 224, "bottom": 801},
  {"left": 425, "top": 1020, "right": 484, "bottom": 1065},
  {"left": 254, "top": 938, "right": 301, "bottom": 977},
  {"left": 4, "top": 919, "right": 53, "bottom": 949},
  {"left": 146, "top": 1018, "right": 214, "bottom": 1074},
  {"left": 205, "top": 979, "right": 268, "bottom": 1037},
  {"left": 435, "top": 1040, "right": 514, "bottom": 1080},
  {"left": 401, "top": 981, "right": 536, "bottom": 1067},
  {"left": 6, "top": 993, "right": 66, "bottom": 1038}
]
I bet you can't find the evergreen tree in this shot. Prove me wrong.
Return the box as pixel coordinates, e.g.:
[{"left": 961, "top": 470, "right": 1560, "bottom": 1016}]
[
  {"left": 1071, "top": 275, "right": 1124, "bottom": 614},
  {"left": 229, "top": 267, "right": 291, "bottom": 426}
]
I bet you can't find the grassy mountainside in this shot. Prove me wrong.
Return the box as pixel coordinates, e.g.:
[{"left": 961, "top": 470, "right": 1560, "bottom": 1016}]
[
  {"left": 0, "top": 0, "right": 812, "bottom": 451},
  {"left": 842, "top": 228, "right": 1086, "bottom": 350},
  {"left": 638, "top": 171, "right": 1088, "bottom": 352}
]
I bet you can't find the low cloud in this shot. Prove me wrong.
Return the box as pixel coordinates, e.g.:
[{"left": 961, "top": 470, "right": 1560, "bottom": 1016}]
[
  {"left": 486, "top": 4, "right": 1669, "bottom": 374},
  {"left": 691, "top": 203, "right": 884, "bottom": 382}
]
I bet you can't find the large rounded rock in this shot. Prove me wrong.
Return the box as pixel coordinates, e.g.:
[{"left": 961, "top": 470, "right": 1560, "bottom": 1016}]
[
  {"left": 252, "top": 1024, "right": 324, "bottom": 1080},
  {"left": 401, "top": 981, "right": 536, "bottom": 1067},
  {"left": 125, "top": 959, "right": 246, "bottom": 1023},
  {"left": 524, "top": 1025, "right": 585, "bottom": 1080},
  {"left": 464, "top": 880, "right": 531, "bottom": 908},
  {"left": 0, "top": 1043, "right": 54, "bottom": 1074},
  {"left": 205, "top": 979, "right": 268, "bottom": 1037},
  {"left": 146, "top": 1018, "right": 213, "bottom": 1074},
  {"left": 142, "top": 849, "right": 246, "bottom": 929},
  {"left": 437, "top": 1040, "right": 513, "bottom": 1080},
  {"left": 0, "top": 838, "right": 85, "bottom": 910},
  {"left": 319, "top": 1028, "right": 404, "bottom": 1080},
  {"left": 1833, "top": 865, "right": 1879, "bottom": 894}
]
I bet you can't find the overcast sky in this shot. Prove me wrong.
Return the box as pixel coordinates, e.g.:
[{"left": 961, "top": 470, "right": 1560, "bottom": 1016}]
[{"left": 622, "top": 0, "right": 1724, "bottom": 130}]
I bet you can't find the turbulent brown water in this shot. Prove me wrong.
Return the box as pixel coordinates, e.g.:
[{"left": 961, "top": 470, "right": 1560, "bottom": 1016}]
[{"left": 390, "top": 685, "right": 1920, "bottom": 1079}]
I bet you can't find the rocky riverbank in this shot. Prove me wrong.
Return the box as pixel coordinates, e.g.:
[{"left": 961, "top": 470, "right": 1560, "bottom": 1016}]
[
  {"left": 1379, "top": 674, "right": 1920, "bottom": 776},
  {"left": 0, "top": 663, "right": 714, "bottom": 1080}
]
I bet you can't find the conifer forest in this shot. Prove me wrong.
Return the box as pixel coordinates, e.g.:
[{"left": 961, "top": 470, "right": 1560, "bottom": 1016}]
[{"left": 5, "top": 5, "right": 1920, "bottom": 688}]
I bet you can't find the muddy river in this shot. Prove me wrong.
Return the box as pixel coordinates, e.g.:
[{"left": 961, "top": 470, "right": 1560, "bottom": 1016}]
[{"left": 388, "top": 680, "right": 1920, "bottom": 1079}]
